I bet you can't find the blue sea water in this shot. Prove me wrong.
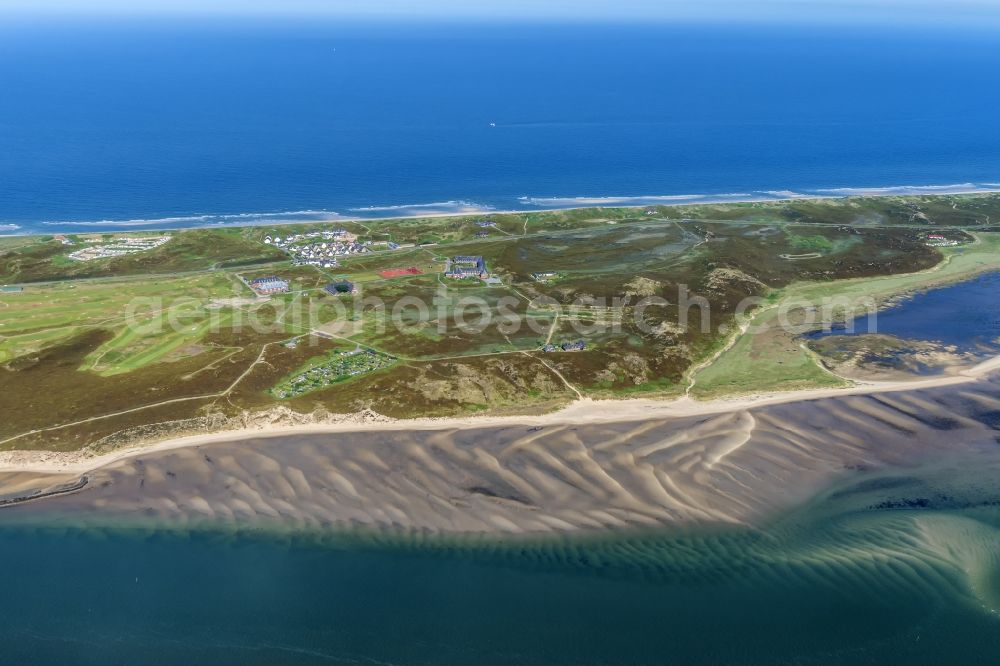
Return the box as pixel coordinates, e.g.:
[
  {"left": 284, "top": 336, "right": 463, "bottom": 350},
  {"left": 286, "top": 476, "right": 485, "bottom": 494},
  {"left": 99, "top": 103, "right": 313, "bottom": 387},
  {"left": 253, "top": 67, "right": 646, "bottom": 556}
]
[
  {"left": 808, "top": 270, "right": 1000, "bottom": 354},
  {"left": 5, "top": 18, "right": 1000, "bottom": 663},
  {"left": 2, "top": 19, "right": 1000, "bottom": 234},
  {"left": 4, "top": 494, "right": 1000, "bottom": 664}
]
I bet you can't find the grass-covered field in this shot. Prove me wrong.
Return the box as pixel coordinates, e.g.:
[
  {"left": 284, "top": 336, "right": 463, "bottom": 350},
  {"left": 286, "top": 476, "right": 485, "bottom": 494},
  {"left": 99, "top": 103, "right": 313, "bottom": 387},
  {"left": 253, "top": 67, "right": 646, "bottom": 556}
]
[
  {"left": 691, "top": 232, "right": 1000, "bottom": 397},
  {"left": 0, "top": 273, "right": 242, "bottom": 369},
  {"left": 2, "top": 193, "right": 999, "bottom": 450}
]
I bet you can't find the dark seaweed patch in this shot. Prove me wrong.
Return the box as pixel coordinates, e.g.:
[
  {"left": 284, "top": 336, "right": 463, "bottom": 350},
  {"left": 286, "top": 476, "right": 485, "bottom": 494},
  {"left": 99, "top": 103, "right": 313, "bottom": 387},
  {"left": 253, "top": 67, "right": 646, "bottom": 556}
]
[{"left": 466, "top": 485, "right": 531, "bottom": 505}]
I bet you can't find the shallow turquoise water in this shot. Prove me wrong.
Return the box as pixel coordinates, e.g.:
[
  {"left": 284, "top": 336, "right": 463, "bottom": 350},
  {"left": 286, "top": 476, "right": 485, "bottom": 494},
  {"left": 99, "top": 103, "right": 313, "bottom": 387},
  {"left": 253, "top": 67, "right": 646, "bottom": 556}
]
[{"left": 4, "top": 491, "right": 1000, "bottom": 664}]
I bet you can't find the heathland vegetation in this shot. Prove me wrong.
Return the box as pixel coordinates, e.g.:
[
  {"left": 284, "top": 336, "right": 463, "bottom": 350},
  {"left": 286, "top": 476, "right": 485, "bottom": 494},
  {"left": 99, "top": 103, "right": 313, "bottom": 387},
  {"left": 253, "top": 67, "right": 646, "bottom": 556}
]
[{"left": 3, "top": 193, "right": 1000, "bottom": 451}]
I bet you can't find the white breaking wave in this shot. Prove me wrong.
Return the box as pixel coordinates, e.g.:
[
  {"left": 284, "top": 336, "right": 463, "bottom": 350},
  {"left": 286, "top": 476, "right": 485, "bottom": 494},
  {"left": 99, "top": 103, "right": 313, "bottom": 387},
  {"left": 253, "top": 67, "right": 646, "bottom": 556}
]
[
  {"left": 760, "top": 190, "right": 814, "bottom": 199},
  {"left": 0, "top": 223, "right": 21, "bottom": 231},
  {"left": 207, "top": 209, "right": 344, "bottom": 220},
  {"left": 520, "top": 193, "right": 755, "bottom": 207},
  {"left": 522, "top": 183, "right": 1000, "bottom": 209},
  {"left": 26, "top": 182, "right": 1000, "bottom": 233},
  {"left": 816, "top": 183, "right": 1000, "bottom": 196},
  {"left": 348, "top": 200, "right": 494, "bottom": 214}
]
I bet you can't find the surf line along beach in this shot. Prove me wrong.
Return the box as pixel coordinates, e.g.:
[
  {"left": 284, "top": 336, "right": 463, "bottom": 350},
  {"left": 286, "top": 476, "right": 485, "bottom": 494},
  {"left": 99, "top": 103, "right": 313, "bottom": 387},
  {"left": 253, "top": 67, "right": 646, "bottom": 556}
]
[
  {"left": 3, "top": 353, "right": 1000, "bottom": 534},
  {"left": 19, "top": 183, "right": 1000, "bottom": 237}
]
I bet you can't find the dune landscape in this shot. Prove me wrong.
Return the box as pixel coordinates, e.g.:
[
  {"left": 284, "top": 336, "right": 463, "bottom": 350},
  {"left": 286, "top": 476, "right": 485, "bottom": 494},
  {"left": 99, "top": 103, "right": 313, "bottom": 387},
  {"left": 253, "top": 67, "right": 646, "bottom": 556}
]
[{"left": 4, "top": 357, "right": 1000, "bottom": 535}]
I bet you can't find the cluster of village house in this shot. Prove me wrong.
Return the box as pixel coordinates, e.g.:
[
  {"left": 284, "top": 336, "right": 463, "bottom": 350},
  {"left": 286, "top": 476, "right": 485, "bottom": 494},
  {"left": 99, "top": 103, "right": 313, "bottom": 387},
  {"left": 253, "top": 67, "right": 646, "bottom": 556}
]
[
  {"left": 67, "top": 235, "right": 172, "bottom": 262},
  {"left": 264, "top": 230, "right": 400, "bottom": 268}
]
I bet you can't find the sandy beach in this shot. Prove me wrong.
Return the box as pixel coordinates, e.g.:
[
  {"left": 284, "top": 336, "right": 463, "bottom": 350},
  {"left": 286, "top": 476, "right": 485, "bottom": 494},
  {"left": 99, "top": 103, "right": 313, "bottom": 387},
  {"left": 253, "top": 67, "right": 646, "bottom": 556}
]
[
  {"left": 3, "top": 351, "right": 998, "bottom": 476},
  {"left": 2, "top": 353, "right": 999, "bottom": 535}
]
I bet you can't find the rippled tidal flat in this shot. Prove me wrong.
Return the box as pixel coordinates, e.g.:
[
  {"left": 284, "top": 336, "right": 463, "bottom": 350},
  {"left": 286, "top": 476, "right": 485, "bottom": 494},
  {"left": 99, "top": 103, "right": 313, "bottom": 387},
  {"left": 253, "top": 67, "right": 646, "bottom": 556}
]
[{"left": 5, "top": 371, "right": 1000, "bottom": 662}]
